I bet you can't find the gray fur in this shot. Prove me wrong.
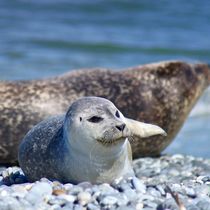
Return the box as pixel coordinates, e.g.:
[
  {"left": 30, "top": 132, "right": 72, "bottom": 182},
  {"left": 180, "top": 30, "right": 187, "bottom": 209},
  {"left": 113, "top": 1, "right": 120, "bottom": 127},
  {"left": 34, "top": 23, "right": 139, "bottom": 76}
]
[
  {"left": 18, "top": 97, "right": 134, "bottom": 184},
  {"left": 1, "top": 61, "right": 210, "bottom": 164}
]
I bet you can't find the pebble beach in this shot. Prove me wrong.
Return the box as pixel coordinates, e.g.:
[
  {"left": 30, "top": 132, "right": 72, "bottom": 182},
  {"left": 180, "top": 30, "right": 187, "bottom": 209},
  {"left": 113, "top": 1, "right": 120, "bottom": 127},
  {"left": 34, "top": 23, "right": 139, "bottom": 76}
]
[{"left": 0, "top": 154, "right": 210, "bottom": 210}]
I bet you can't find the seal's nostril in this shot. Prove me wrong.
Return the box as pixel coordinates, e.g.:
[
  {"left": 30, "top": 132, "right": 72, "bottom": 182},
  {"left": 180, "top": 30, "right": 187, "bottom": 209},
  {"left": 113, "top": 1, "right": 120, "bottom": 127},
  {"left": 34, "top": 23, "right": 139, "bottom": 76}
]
[{"left": 116, "top": 123, "right": 126, "bottom": 131}]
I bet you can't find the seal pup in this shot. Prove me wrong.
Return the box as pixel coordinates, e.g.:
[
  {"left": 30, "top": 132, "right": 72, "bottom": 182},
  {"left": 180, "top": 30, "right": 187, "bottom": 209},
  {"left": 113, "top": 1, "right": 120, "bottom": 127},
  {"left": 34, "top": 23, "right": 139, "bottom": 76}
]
[
  {"left": 0, "top": 61, "right": 209, "bottom": 164},
  {"left": 18, "top": 97, "right": 166, "bottom": 184}
]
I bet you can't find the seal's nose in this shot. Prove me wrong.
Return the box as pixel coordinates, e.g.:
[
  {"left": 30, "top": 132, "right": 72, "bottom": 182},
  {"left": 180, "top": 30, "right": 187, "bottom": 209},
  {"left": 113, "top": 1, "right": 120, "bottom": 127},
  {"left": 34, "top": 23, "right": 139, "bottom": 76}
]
[{"left": 116, "top": 123, "right": 126, "bottom": 132}]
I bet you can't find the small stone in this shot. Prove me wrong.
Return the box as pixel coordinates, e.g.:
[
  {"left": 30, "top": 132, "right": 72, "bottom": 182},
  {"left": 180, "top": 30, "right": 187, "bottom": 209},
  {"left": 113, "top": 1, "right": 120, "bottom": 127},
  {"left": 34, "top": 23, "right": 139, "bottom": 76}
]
[
  {"left": 53, "top": 189, "right": 66, "bottom": 196},
  {"left": 123, "top": 188, "right": 138, "bottom": 201},
  {"left": 92, "top": 190, "right": 101, "bottom": 201},
  {"left": 186, "top": 204, "right": 200, "bottom": 210},
  {"left": 64, "top": 183, "right": 73, "bottom": 191},
  {"left": 61, "top": 203, "right": 74, "bottom": 210},
  {"left": 156, "top": 185, "right": 166, "bottom": 196},
  {"left": 77, "top": 191, "right": 92, "bottom": 206},
  {"left": 135, "top": 202, "right": 144, "bottom": 210},
  {"left": 195, "top": 185, "right": 210, "bottom": 196},
  {"left": 48, "top": 197, "right": 67, "bottom": 206},
  {"left": 2, "top": 169, "right": 9, "bottom": 178},
  {"left": 112, "top": 178, "right": 131, "bottom": 191},
  {"left": 172, "top": 154, "right": 185, "bottom": 159},
  {"left": 184, "top": 187, "right": 196, "bottom": 198},
  {"left": 78, "top": 182, "right": 92, "bottom": 190},
  {"left": 74, "top": 204, "right": 83, "bottom": 210},
  {"left": 68, "top": 186, "right": 83, "bottom": 195},
  {"left": 147, "top": 187, "right": 161, "bottom": 198},
  {"left": 40, "top": 177, "right": 52, "bottom": 184},
  {"left": 50, "top": 204, "right": 62, "bottom": 210},
  {"left": 59, "top": 194, "right": 76, "bottom": 203},
  {"left": 0, "top": 196, "right": 23, "bottom": 210},
  {"left": 141, "top": 194, "right": 155, "bottom": 201},
  {"left": 23, "top": 183, "right": 33, "bottom": 191},
  {"left": 170, "top": 183, "right": 182, "bottom": 192},
  {"left": 87, "top": 203, "right": 100, "bottom": 210},
  {"left": 202, "top": 176, "right": 210, "bottom": 183},
  {"left": 0, "top": 167, "right": 6, "bottom": 174},
  {"left": 26, "top": 182, "right": 53, "bottom": 204},
  {"left": 181, "top": 171, "right": 192, "bottom": 177},
  {"left": 116, "top": 205, "right": 134, "bottom": 210},
  {"left": 143, "top": 200, "right": 158, "bottom": 209},
  {"left": 131, "top": 177, "right": 146, "bottom": 193},
  {"left": 97, "top": 184, "right": 116, "bottom": 198},
  {"left": 168, "top": 169, "right": 180, "bottom": 176},
  {"left": 11, "top": 185, "right": 28, "bottom": 198},
  {"left": 52, "top": 181, "right": 64, "bottom": 191},
  {"left": 196, "top": 200, "right": 210, "bottom": 210},
  {"left": 18, "top": 198, "right": 32, "bottom": 209},
  {"left": 157, "top": 200, "right": 178, "bottom": 210},
  {"left": 0, "top": 185, "right": 12, "bottom": 196},
  {"left": 113, "top": 194, "right": 128, "bottom": 206},
  {"left": 112, "top": 176, "right": 124, "bottom": 185},
  {"left": 100, "top": 195, "right": 118, "bottom": 206}
]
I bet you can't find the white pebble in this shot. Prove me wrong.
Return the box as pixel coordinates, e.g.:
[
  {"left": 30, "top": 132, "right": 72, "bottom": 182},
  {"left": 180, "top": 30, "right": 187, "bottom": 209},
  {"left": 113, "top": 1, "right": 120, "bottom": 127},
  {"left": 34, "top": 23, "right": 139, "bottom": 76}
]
[
  {"left": 77, "top": 191, "right": 91, "bottom": 206},
  {"left": 59, "top": 194, "right": 76, "bottom": 203},
  {"left": 25, "top": 182, "right": 53, "bottom": 205},
  {"left": 136, "top": 202, "right": 144, "bottom": 210},
  {"left": 101, "top": 196, "right": 118, "bottom": 206},
  {"left": 132, "top": 177, "right": 146, "bottom": 193}
]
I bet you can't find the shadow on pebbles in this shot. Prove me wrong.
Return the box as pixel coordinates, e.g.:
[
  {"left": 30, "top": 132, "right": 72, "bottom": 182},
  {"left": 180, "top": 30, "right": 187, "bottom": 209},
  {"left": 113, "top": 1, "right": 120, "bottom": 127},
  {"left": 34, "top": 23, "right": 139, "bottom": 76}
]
[{"left": 0, "top": 154, "right": 210, "bottom": 210}]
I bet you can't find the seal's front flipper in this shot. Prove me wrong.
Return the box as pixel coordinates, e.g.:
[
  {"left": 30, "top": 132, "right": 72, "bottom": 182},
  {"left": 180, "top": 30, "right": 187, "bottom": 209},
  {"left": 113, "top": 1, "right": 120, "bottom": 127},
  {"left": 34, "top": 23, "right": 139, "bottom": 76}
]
[{"left": 125, "top": 118, "right": 167, "bottom": 138}]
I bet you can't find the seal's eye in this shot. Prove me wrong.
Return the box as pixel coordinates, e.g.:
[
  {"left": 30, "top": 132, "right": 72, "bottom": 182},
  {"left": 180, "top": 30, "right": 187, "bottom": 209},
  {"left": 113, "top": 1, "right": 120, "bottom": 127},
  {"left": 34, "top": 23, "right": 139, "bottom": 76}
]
[
  {"left": 80, "top": 117, "right": 82, "bottom": 121},
  {"left": 87, "top": 116, "right": 103, "bottom": 123},
  {"left": 115, "top": 110, "right": 120, "bottom": 118}
]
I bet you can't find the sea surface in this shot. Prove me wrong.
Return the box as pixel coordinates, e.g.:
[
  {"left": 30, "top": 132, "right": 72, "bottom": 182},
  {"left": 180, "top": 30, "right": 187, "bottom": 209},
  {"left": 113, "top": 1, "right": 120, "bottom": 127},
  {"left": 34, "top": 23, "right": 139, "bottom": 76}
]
[{"left": 0, "top": 0, "right": 209, "bottom": 157}]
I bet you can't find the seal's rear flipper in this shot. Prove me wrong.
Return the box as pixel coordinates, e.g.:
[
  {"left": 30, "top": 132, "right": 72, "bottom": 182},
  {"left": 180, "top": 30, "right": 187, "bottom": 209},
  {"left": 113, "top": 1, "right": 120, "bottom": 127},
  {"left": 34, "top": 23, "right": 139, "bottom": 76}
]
[{"left": 125, "top": 118, "right": 167, "bottom": 138}]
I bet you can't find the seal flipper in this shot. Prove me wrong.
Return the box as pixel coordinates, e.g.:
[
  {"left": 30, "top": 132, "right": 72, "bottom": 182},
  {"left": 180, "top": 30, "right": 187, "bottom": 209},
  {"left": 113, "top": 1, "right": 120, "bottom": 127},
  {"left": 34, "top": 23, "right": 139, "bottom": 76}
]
[{"left": 125, "top": 118, "right": 167, "bottom": 138}]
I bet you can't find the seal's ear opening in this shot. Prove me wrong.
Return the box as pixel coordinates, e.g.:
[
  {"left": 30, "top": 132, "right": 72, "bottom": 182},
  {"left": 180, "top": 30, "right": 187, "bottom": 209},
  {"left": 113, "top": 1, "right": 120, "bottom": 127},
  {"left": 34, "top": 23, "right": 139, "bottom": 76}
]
[{"left": 125, "top": 118, "right": 167, "bottom": 138}]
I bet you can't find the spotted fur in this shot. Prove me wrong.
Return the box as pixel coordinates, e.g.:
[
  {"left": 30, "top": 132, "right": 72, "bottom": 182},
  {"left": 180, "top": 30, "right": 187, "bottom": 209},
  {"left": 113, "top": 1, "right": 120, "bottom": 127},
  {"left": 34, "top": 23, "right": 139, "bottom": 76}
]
[{"left": 0, "top": 61, "right": 209, "bottom": 163}]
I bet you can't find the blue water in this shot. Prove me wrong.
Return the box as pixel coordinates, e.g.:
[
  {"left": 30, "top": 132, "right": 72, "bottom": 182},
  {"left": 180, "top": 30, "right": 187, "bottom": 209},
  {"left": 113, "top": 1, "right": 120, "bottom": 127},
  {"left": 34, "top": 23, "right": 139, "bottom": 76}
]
[{"left": 0, "top": 0, "right": 210, "bottom": 157}]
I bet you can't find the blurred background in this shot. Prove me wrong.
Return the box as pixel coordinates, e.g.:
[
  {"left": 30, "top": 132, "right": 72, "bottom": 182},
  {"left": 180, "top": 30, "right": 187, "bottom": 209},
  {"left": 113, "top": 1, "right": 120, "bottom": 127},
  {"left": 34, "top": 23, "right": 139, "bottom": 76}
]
[{"left": 0, "top": 0, "right": 210, "bottom": 157}]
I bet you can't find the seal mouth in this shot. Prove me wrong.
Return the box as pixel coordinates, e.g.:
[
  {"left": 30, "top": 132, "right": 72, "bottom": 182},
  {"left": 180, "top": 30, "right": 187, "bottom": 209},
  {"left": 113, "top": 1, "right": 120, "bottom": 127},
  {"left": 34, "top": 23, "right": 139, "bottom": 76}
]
[{"left": 96, "top": 137, "right": 127, "bottom": 146}]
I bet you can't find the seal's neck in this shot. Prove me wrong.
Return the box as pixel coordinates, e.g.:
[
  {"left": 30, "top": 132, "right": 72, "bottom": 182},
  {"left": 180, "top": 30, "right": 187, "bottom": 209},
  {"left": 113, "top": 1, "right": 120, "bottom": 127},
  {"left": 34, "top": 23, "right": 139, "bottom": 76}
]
[
  {"left": 68, "top": 137, "right": 127, "bottom": 163},
  {"left": 62, "top": 136, "right": 131, "bottom": 184}
]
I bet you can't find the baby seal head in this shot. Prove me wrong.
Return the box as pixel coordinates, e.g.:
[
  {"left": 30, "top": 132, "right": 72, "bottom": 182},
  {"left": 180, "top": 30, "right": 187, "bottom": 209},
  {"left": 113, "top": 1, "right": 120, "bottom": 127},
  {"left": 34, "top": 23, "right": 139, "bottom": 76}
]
[
  {"left": 64, "top": 97, "right": 166, "bottom": 153},
  {"left": 64, "top": 97, "right": 130, "bottom": 151}
]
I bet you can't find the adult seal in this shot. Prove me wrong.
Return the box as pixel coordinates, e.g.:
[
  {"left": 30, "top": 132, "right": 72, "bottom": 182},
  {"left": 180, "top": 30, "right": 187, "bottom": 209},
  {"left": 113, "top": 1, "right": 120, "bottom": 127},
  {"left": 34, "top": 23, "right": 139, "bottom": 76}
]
[
  {"left": 0, "top": 61, "right": 210, "bottom": 164},
  {"left": 18, "top": 97, "right": 166, "bottom": 184}
]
